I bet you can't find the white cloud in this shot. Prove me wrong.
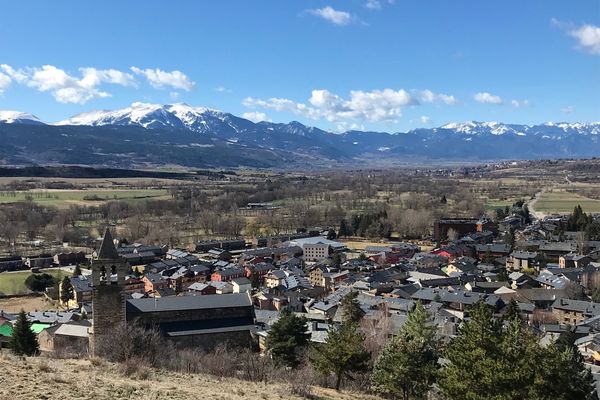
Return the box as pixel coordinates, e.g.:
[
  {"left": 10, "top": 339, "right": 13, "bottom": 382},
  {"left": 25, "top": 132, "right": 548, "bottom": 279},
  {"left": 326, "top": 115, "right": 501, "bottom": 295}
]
[
  {"left": 131, "top": 67, "right": 196, "bottom": 91},
  {"left": 510, "top": 99, "right": 529, "bottom": 108},
  {"left": 570, "top": 24, "right": 600, "bottom": 55},
  {"left": 244, "top": 88, "right": 421, "bottom": 124},
  {"left": 79, "top": 67, "right": 136, "bottom": 88},
  {"left": 170, "top": 91, "right": 180, "bottom": 100},
  {"left": 0, "top": 64, "right": 196, "bottom": 104},
  {"left": 24, "top": 65, "right": 134, "bottom": 104},
  {"left": 0, "top": 72, "right": 11, "bottom": 94},
  {"left": 242, "top": 111, "right": 271, "bottom": 122},
  {"left": 308, "top": 6, "right": 351, "bottom": 26},
  {"left": 474, "top": 92, "right": 503, "bottom": 105},
  {"left": 419, "top": 89, "right": 457, "bottom": 105},
  {"left": 215, "top": 86, "right": 232, "bottom": 93},
  {"left": 365, "top": 0, "right": 381, "bottom": 10},
  {"left": 0, "top": 64, "right": 27, "bottom": 84},
  {"left": 561, "top": 105, "right": 575, "bottom": 114},
  {"left": 420, "top": 116, "right": 431, "bottom": 124}
]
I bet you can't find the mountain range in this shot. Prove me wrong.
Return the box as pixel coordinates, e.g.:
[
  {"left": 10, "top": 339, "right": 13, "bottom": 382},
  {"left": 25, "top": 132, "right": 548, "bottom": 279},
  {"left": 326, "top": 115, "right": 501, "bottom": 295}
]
[{"left": 0, "top": 102, "right": 599, "bottom": 169}]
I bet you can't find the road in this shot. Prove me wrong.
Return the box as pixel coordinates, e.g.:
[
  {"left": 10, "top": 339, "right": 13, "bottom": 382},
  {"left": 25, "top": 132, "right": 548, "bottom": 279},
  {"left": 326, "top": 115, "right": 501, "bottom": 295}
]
[{"left": 527, "top": 188, "right": 547, "bottom": 221}]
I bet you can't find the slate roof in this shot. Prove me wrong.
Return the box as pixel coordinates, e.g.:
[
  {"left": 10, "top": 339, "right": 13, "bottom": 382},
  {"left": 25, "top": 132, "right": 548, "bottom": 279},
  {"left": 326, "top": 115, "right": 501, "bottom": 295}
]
[
  {"left": 552, "top": 298, "right": 600, "bottom": 316},
  {"left": 126, "top": 293, "right": 252, "bottom": 313},
  {"left": 97, "top": 228, "right": 119, "bottom": 259}
]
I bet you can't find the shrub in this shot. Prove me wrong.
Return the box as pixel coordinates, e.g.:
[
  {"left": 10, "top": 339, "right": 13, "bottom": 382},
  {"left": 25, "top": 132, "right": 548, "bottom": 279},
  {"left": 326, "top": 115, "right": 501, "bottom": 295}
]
[{"left": 25, "top": 273, "right": 55, "bottom": 292}]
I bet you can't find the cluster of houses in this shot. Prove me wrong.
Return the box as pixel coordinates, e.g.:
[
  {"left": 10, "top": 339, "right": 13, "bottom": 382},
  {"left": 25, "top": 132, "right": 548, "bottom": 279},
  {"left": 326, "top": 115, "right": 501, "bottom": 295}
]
[{"left": 4, "top": 209, "right": 600, "bottom": 367}]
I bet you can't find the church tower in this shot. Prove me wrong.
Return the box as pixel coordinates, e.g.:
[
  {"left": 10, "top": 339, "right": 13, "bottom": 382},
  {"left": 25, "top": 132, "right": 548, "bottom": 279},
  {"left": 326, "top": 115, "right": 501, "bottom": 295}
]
[{"left": 89, "top": 228, "right": 128, "bottom": 356}]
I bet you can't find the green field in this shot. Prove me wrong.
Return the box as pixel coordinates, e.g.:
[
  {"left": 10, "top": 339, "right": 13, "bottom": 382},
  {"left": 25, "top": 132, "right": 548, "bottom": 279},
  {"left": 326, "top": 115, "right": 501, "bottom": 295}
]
[
  {"left": 0, "top": 269, "right": 72, "bottom": 296},
  {"left": 484, "top": 199, "right": 515, "bottom": 211},
  {"left": 0, "top": 189, "right": 170, "bottom": 208},
  {"left": 534, "top": 191, "right": 600, "bottom": 214}
]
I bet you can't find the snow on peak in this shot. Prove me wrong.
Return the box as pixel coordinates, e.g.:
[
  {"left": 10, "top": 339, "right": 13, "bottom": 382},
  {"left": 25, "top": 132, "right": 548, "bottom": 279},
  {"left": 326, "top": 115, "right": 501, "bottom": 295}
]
[
  {"left": 0, "top": 111, "right": 45, "bottom": 125},
  {"left": 440, "top": 121, "right": 519, "bottom": 135},
  {"left": 54, "top": 102, "right": 230, "bottom": 133}
]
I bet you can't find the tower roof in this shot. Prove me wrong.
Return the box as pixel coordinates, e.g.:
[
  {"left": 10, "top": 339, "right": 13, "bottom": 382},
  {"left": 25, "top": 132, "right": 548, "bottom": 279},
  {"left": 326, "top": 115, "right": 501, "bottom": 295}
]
[{"left": 97, "top": 228, "right": 119, "bottom": 259}]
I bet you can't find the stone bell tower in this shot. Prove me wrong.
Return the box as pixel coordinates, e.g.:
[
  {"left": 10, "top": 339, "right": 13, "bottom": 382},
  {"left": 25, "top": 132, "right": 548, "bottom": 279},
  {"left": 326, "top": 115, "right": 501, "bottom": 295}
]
[{"left": 89, "top": 228, "right": 128, "bottom": 356}]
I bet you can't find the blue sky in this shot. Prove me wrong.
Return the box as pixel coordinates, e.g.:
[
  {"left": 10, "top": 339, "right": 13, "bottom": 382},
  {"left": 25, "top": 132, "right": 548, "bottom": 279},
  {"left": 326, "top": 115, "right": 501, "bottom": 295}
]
[{"left": 0, "top": 0, "right": 598, "bottom": 131}]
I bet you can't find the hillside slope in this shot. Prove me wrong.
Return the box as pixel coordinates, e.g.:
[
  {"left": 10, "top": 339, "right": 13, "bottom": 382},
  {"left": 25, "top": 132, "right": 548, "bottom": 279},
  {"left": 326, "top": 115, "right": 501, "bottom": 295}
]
[{"left": 0, "top": 354, "right": 378, "bottom": 400}]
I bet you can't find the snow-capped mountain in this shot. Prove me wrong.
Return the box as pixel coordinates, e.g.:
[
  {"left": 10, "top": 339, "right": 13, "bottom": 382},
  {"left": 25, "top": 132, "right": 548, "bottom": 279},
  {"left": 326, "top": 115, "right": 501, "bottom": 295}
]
[
  {"left": 437, "top": 121, "right": 600, "bottom": 137},
  {"left": 2, "top": 104, "right": 600, "bottom": 168},
  {"left": 55, "top": 102, "right": 254, "bottom": 136},
  {"left": 0, "top": 111, "right": 45, "bottom": 125}
]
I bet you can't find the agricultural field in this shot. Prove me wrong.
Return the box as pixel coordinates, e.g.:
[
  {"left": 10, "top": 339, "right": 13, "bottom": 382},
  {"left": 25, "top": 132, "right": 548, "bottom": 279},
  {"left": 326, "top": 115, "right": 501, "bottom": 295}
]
[
  {"left": 484, "top": 199, "right": 516, "bottom": 211},
  {"left": 0, "top": 268, "right": 72, "bottom": 296},
  {"left": 0, "top": 189, "right": 171, "bottom": 208},
  {"left": 533, "top": 190, "right": 600, "bottom": 214}
]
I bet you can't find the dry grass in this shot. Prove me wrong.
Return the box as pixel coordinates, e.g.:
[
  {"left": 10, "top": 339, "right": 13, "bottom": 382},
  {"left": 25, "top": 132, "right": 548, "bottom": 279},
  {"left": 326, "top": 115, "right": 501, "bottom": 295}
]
[
  {"left": 0, "top": 353, "right": 379, "bottom": 400},
  {"left": 0, "top": 295, "right": 58, "bottom": 313}
]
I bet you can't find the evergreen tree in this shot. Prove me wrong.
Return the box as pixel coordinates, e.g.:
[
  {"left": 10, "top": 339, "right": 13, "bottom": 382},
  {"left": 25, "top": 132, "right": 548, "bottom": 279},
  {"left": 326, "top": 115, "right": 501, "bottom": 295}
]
[
  {"left": 10, "top": 310, "right": 39, "bottom": 356},
  {"left": 439, "top": 300, "right": 598, "bottom": 400},
  {"left": 331, "top": 252, "right": 342, "bottom": 268},
  {"left": 24, "top": 273, "right": 55, "bottom": 292},
  {"left": 592, "top": 287, "right": 600, "bottom": 303},
  {"left": 250, "top": 271, "right": 261, "bottom": 289},
  {"left": 440, "top": 195, "right": 447, "bottom": 204},
  {"left": 73, "top": 264, "right": 82, "bottom": 277},
  {"left": 497, "top": 317, "right": 542, "bottom": 399},
  {"left": 372, "top": 301, "right": 439, "bottom": 400},
  {"left": 503, "top": 299, "right": 520, "bottom": 321},
  {"left": 534, "top": 343, "right": 599, "bottom": 400},
  {"left": 60, "top": 276, "right": 74, "bottom": 304},
  {"left": 265, "top": 310, "right": 310, "bottom": 368},
  {"left": 556, "top": 325, "right": 578, "bottom": 350},
  {"left": 338, "top": 219, "right": 352, "bottom": 237},
  {"left": 340, "top": 291, "right": 365, "bottom": 323},
  {"left": 351, "top": 214, "right": 361, "bottom": 235},
  {"left": 438, "top": 301, "right": 505, "bottom": 399},
  {"left": 327, "top": 228, "right": 337, "bottom": 240},
  {"left": 312, "top": 322, "right": 371, "bottom": 390}
]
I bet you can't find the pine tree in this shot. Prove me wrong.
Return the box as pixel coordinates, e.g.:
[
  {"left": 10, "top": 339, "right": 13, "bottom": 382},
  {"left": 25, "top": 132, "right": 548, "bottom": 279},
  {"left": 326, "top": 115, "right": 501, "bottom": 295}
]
[
  {"left": 535, "top": 343, "right": 599, "bottom": 400},
  {"left": 338, "top": 219, "right": 352, "bottom": 237},
  {"left": 503, "top": 299, "right": 520, "bottom": 321},
  {"left": 10, "top": 310, "right": 39, "bottom": 356},
  {"left": 265, "top": 310, "right": 310, "bottom": 368},
  {"left": 327, "top": 228, "right": 337, "bottom": 240},
  {"left": 60, "top": 276, "right": 74, "bottom": 305},
  {"left": 438, "top": 301, "right": 505, "bottom": 399},
  {"left": 340, "top": 291, "right": 365, "bottom": 323},
  {"left": 73, "top": 264, "right": 82, "bottom": 277},
  {"left": 372, "top": 301, "right": 439, "bottom": 400},
  {"left": 312, "top": 322, "right": 370, "bottom": 390}
]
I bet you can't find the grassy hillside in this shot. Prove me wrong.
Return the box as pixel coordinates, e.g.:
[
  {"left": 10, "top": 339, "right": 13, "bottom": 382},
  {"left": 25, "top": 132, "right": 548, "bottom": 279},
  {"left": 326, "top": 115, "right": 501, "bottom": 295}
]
[{"left": 0, "top": 353, "right": 379, "bottom": 400}]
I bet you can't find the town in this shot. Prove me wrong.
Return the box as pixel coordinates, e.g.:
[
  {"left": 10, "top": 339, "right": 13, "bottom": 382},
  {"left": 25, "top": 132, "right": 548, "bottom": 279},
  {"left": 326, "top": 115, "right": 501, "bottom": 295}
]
[{"left": 1, "top": 177, "right": 600, "bottom": 398}]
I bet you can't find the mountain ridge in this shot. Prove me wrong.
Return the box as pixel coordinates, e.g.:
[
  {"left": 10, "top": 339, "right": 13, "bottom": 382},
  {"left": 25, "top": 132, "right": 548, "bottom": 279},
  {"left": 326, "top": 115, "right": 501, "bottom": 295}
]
[
  {"left": 1, "top": 103, "right": 600, "bottom": 169},
  {"left": 5, "top": 102, "right": 600, "bottom": 138}
]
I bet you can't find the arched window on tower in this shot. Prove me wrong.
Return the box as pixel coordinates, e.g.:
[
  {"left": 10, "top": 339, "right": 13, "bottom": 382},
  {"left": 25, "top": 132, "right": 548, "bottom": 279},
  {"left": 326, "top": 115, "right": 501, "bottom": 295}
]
[
  {"left": 110, "top": 265, "right": 117, "bottom": 284},
  {"left": 100, "top": 266, "right": 107, "bottom": 283}
]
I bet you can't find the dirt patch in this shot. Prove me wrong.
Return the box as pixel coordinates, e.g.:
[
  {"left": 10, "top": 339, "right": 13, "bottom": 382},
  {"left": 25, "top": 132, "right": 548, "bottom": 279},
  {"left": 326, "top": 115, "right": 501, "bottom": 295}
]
[{"left": 0, "top": 295, "right": 59, "bottom": 313}]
